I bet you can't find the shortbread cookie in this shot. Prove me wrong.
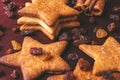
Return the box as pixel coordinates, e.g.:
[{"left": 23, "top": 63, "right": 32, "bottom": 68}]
[
  {"left": 79, "top": 37, "right": 120, "bottom": 75},
  {"left": 47, "top": 58, "right": 103, "bottom": 80},
  {"left": 18, "top": 0, "right": 80, "bottom": 26},
  {"left": 20, "top": 25, "right": 61, "bottom": 40},
  {"left": 73, "top": 58, "right": 103, "bottom": 80},
  {"left": 17, "top": 16, "right": 80, "bottom": 34},
  {"left": 19, "top": 20, "right": 80, "bottom": 40},
  {"left": 0, "top": 37, "right": 70, "bottom": 80}
]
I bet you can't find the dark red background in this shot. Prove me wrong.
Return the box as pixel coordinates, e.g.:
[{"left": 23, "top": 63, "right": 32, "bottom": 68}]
[{"left": 0, "top": 0, "right": 120, "bottom": 80}]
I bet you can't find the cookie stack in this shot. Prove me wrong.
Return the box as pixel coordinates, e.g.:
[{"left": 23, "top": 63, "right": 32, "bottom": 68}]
[{"left": 17, "top": 0, "right": 80, "bottom": 40}]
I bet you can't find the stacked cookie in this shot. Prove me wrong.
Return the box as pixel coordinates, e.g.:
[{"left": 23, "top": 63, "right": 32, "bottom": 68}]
[{"left": 17, "top": 0, "right": 80, "bottom": 40}]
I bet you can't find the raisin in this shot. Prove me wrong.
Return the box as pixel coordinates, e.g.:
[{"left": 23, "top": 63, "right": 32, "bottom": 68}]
[
  {"left": 71, "top": 28, "right": 79, "bottom": 35},
  {"left": 67, "top": 53, "right": 79, "bottom": 61},
  {"left": 21, "top": 30, "right": 35, "bottom": 36},
  {"left": 112, "top": 6, "right": 120, "bottom": 13},
  {"left": 79, "top": 58, "right": 91, "bottom": 71},
  {"left": 1, "top": 0, "right": 11, "bottom": 3},
  {"left": 64, "top": 71, "right": 75, "bottom": 80},
  {"left": 91, "top": 40, "right": 98, "bottom": 45},
  {"left": 79, "top": 35, "right": 91, "bottom": 44},
  {"left": 71, "top": 28, "right": 87, "bottom": 36},
  {"left": 0, "top": 30, "right": 4, "bottom": 37},
  {"left": 3, "top": 2, "right": 16, "bottom": 11},
  {"left": 109, "top": 14, "right": 119, "bottom": 21},
  {"left": 30, "top": 47, "right": 43, "bottom": 55},
  {"left": 0, "top": 69, "right": 4, "bottom": 77},
  {"left": 10, "top": 70, "right": 19, "bottom": 79},
  {"left": 5, "top": 11, "right": 16, "bottom": 18},
  {"left": 73, "top": 35, "right": 91, "bottom": 47},
  {"left": 96, "top": 28, "right": 108, "bottom": 38},
  {"left": 89, "top": 17, "right": 95, "bottom": 24},
  {"left": 79, "top": 28, "right": 87, "bottom": 35},
  {"left": 59, "top": 32, "right": 71, "bottom": 41},
  {"left": 12, "top": 26, "right": 20, "bottom": 33},
  {"left": 73, "top": 39, "right": 82, "bottom": 47},
  {"left": 107, "top": 22, "right": 116, "bottom": 32},
  {"left": 72, "top": 34, "right": 79, "bottom": 41}
]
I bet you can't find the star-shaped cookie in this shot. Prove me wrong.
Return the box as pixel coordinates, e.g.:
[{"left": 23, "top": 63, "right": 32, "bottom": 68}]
[
  {"left": 79, "top": 36, "right": 120, "bottom": 75},
  {"left": 47, "top": 58, "right": 103, "bottom": 80},
  {"left": 18, "top": 0, "right": 80, "bottom": 26},
  {"left": 0, "top": 36, "right": 70, "bottom": 80}
]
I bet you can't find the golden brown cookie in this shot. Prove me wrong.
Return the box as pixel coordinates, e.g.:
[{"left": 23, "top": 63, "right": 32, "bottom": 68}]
[
  {"left": 47, "top": 58, "right": 103, "bottom": 80},
  {"left": 0, "top": 37, "right": 70, "bottom": 80},
  {"left": 17, "top": 16, "right": 80, "bottom": 34},
  {"left": 18, "top": 0, "right": 80, "bottom": 26},
  {"left": 0, "top": 51, "right": 20, "bottom": 67},
  {"left": 20, "top": 24, "right": 61, "bottom": 40},
  {"left": 79, "top": 36, "right": 120, "bottom": 75}
]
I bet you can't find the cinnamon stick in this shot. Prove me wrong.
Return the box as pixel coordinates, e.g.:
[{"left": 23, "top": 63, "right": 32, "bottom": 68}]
[
  {"left": 92, "top": 0, "right": 105, "bottom": 16},
  {"left": 74, "top": 0, "right": 86, "bottom": 11},
  {"left": 84, "top": 0, "right": 97, "bottom": 16}
]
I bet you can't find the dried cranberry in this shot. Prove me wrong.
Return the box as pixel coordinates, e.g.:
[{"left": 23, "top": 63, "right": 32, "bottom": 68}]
[
  {"left": 10, "top": 70, "right": 19, "bottom": 79},
  {"left": 67, "top": 53, "right": 79, "bottom": 61},
  {"left": 21, "top": 30, "right": 35, "bottom": 36},
  {"left": 30, "top": 47, "right": 43, "bottom": 55},
  {"left": 89, "top": 17, "right": 95, "bottom": 24},
  {"left": 107, "top": 22, "right": 116, "bottom": 32},
  {"left": 59, "top": 32, "right": 71, "bottom": 41},
  {"left": 1, "top": 0, "right": 11, "bottom": 3},
  {"left": 3, "top": 2, "right": 17, "bottom": 11},
  {"left": 79, "top": 58, "right": 91, "bottom": 71},
  {"left": 0, "top": 69, "right": 4, "bottom": 77},
  {"left": 5, "top": 11, "right": 16, "bottom": 18},
  {"left": 64, "top": 71, "right": 75, "bottom": 80},
  {"left": 109, "top": 14, "right": 119, "bottom": 21}
]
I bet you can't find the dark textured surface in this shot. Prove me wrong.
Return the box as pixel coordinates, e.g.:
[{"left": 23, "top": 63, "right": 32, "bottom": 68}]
[{"left": 0, "top": 0, "right": 120, "bottom": 80}]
